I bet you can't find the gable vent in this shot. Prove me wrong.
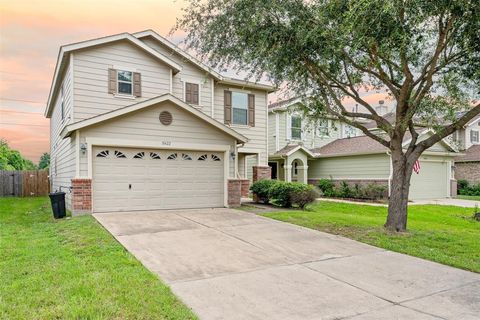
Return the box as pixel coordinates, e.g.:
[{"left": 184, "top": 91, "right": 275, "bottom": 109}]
[{"left": 159, "top": 111, "right": 173, "bottom": 126}]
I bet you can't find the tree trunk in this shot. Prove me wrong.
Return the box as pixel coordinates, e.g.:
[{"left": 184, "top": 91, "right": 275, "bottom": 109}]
[{"left": 385, "top": 152, "right": 414, "bottom": 232}]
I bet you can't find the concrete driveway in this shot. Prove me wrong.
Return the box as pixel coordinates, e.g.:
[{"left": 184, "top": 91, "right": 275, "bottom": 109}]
[{"left": 94, "top": 208, "right": 480, "bottom": 320}]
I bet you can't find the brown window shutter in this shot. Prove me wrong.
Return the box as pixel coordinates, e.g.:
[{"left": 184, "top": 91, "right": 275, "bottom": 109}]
[
  {"left": 133, "top": 72, "right": 141, "bottom": 97},
  {"left": 248, "top": 94, "right": 255, "bottom": 127},
  {"left": 224, "top": 90, "right": 232, "bottom": 125},
  {"left": 185, "top": 83, "right": 192, "bottom": 103},
  {"left": 192, "top": 83, "right": 199, "bottom": 105},
  {"left": 108, "top": 68, "right": 117, "bottom": 94}
]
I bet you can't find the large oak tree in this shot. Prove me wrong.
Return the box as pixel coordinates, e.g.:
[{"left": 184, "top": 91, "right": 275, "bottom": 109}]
[{"left": 175, "top": 0, "right": 480, "bottom": 231}]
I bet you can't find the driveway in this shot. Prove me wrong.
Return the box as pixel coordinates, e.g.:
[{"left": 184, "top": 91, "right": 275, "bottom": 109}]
[{"left": 94, "top": 208, "right": 480, "bottom": 320}]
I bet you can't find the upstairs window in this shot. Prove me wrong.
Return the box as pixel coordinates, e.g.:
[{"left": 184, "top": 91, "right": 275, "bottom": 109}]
[
  {"left": 185, "top": 82, "right": 199, "bottom": 105},
  {"left": 232, "top": 92, "right": 248, "bottom": 125},
  {"left": 471, "top": 130, "right": 479, "bottom": 144},
  {"left": 117, "top": 70, "right": 133, "bottom": 95},
  {"left": 343, "top": 124, "right": 357, "bottom": 138},
  {"left": 291, "top": 115, "right": 302, "bottom": 140},
  {"left": 317, "top": 119, "right": 329, "bottom": 137}
]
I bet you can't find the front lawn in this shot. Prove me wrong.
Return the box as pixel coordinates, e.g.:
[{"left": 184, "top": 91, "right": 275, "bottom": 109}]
[
  {"left": 0, "top": 197, "right": 196, "bottom": 319},
  {"left": 456, "top": 195, "right": 480, "bottom": 201},
  {"left": 262, "top": 201, "right": 480, "bottom": 273}
]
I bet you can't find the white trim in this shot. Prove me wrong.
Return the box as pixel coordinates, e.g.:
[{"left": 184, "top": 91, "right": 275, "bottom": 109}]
[
  {"left": 45, "top": 32, "right": 182, "bottom": 117},
  {"left": 265, "top": 92, "right": 268, "bottom": 165},
  {"left": 75, "top": 131, "right": 80, "bottom": 178},
  {"left": 447, "top": 160, "right": 452, "bottom": 197},
  {"left": 211, "top": 78, "right": 215, "bottom": 118},
  {"left": 70, "top": 53, "right": 75, "bottom": 122},
  {"left": 224, "top": 150, "right": 229, "bottom": 207},
  {"left": 237, "top": 147, "right": 260, "bottom": 154},
  {"left": 275, "top": 113, "right": 280, "bottom": 151},
  {"left": 284, "top": 145, "right": 316, "bottom": 158},
  {"left": 62, "top": 93, "right": 248, "bottom": 143}
]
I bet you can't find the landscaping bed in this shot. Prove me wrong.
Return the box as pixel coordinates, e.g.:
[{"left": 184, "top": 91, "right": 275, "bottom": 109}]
[
  {"left": 0, "top": 197, "right": 197, "bottom": 319},
  {"left": 260, "top": 201, "right": 480, "bottom": 273}
]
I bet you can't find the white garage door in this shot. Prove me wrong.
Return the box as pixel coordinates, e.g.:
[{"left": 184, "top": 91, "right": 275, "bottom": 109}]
[
  {"left": 409, "top": 161, "right": 448, "bottom": 200},
  {"left": 92, "top": 147, "right": 225, "bottom": 212}
]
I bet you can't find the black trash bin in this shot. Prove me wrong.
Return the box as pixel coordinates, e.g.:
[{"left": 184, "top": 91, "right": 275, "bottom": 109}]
[{"left": 49, "top": 192, "right": 66, "bottom": 219}]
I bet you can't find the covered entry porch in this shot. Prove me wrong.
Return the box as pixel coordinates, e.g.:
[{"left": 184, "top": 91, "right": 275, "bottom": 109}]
[{"left": 268, "top": 145, "right": 315, "bottom": 184}]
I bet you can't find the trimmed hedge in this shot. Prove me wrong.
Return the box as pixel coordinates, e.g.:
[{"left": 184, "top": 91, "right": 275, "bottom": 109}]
[
  {"left": 249, "top": 179, "right": 279, "bottom": 204},
  {"left": 250, "top": 180, "right": 318, "bottom": 209},
  {"left": 317, "top": 179, "right": 387, "bottom": 200},
  {"left": 458, "top": 180, "right": 480, "bottom": 196}
]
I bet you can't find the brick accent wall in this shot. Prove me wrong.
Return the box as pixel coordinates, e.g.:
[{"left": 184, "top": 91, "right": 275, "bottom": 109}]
[
  {"left": 455, "top": 161, "right": 480, "bottom": 184},
  {"left": 253, "top": 166, "right": 271, "bottom": 182},
  {"left": 239, "top": 179, "right": 250, "bottom": 198},
  {"left": 228, "top": 179, "right": 242, "bottom": 207},
  {"left": 71, "top": 179, "right": 92, "bottom": 214}
]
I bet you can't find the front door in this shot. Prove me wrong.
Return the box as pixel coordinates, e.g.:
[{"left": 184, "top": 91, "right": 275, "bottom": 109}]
[{"left": 268, "top": 162, "right": 278, "bottom": 179}]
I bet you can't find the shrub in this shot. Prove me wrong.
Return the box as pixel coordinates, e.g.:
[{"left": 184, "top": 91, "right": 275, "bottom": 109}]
[
  {"left": 270, "top": 182, "right": 311, "bottom": 208},
  {"left": 458, "top": 179, "right": 469, "bottom": 190},
  {"left": 363, "top": 183, "right": 388, "bottom": 199},
  {"left": 290, "top": 185, "right": 319, "bottom": 209},
  {"left": 339, "top": 181, "right": 353, "bottom": 198},
  {"left": 250, "top": 179, "right": 279, "bottom": 204},
  {"left": 317, "top": 179, "right": 335, "bottom": 197}
]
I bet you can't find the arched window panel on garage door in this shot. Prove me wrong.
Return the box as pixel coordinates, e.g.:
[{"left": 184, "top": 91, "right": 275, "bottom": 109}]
[
  {"left": 96, "top": 150, "right": 109, "bottom": 158},
  {"left": 133, "top": 152, "right": 145, "bottom": 159}
]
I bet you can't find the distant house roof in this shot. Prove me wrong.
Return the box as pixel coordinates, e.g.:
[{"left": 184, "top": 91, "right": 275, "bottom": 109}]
[
  {"left": 268, "top": 97, "right": 302, "bottom": 111},
  {"left": 455, "top": 145, "right": 480, "bottom": 162},
  {"left": 312, "top": 130, "right": 457, "bottom": 157},
  {"left": 311, "top": 135, "right": 388, "bottom": 156},
  {"left": 364, "top": 112, "right": 397, "bottom": 129}
]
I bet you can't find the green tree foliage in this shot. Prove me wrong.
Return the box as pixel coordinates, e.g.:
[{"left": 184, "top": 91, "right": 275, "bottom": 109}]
[
  {"left": 176, "top": 0, "right": 480, "bottom": 231},
  {"left": 0, "top": 140, "right": 38, "bottom": 170},
  {"left": 38, "top": 153, "right": 50, "bottom": 170}
]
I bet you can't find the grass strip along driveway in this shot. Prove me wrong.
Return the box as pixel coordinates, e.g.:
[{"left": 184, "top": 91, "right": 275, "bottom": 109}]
[
  {"left": 262, "top": 201, "right": 480, "bottom": 273},
  {"left": 0, "top": 197, "right": 197, "bottom": 319}
]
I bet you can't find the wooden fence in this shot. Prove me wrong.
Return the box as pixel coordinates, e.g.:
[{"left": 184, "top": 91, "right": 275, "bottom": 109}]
[{"left": 0, "top": 170, "right": 50, "bottom": 197}]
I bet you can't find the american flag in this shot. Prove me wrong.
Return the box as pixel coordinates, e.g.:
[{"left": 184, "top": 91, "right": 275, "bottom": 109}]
[{"left": 413, "top": 160, "right": 421, "bottom": 174}]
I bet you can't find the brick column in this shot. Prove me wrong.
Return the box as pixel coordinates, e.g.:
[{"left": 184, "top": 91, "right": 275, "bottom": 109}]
[
  {"left": 71, "top": 178, "right": 92, "bottom": 214},
  {"left": 239, "top": 179, "right": 250, "bottom": 198},
  {"left": 228, "top": 179, "right": 242, "bottom": 207},
  {"left": 253, "top": 165, "right": 271, "bottom": 182},
  {"left": 252, "top": 166, "right": 271, "bottom": 202}
]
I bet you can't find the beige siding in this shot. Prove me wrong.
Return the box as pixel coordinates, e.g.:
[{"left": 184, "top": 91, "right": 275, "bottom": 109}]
[
  {"left": 269, "top": 110, "right": 342, "bottom": 155},
  {"left": 308, "top": 154, "right": 390, "bottom": 180},
  {"left": 79, "top": 101, "right": 236, "bottom": 177},
  {"left": 50, "top": 60, "right": 76, "bottom": 209},
  {"left": 268, "top": 113, "right": 277, "bottom": 152},
  {"left": 73, "top": 40, "right": 171, "bottom": 121},
  {"left": 214, "top": 84, "right": 268, "bottom": 165},
  {"left": 140, "top": 37, "right": 214, "bottom": 116}
]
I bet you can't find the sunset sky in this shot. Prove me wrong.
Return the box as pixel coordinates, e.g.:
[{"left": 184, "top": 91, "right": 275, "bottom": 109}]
[{"left": 0, "top": 0, "right": 387, "bottom": 163}]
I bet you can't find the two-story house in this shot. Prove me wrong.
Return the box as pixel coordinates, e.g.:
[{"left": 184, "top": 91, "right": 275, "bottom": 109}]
[
  {"left": 45, "top": 30, "right": 275, "bottom": 214},
  {"left": 452, "top": 114, "right": 480, "bottom": 184},
  {"left": 267, "top": 98, "right": 459, "bottom": 200}
]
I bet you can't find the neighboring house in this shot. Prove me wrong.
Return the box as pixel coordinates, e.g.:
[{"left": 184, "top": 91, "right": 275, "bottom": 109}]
[
  {"left": 452, "top": 114, "right": 480, "bottom": 184},
  {"left": 46, "top": 30, "right": 275, "bottom": 214},
  {"left": 267, "top": 99, "right": 459, "bottom": 200}
]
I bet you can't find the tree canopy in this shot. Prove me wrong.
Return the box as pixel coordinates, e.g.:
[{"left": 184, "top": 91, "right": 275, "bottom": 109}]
[
  {"left": 0, "top": 140, "right": 37, "bottom": 170},
  {"left": 176, "top": 0, "right": 480, "bottom": 231},
  {"left": 38, "top": 152, "right": 50, "bottom": 170}
]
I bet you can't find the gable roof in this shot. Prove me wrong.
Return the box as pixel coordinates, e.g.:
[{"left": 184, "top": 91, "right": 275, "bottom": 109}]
[
  {"left": 455, "top": 145, "right": 480, "bottom": 162},
  {"left": 133, "top": 29, "right": 223, "bottom": 80},
  {"left": 312, "top": 129, "right": 457, "bottom": 157},
  {"left": 134, "top": 29, "right": 276, "bottom": 93},
  {"left": 272, "top": 144, "right": 315, "bottom": 158},
  {"left": 60, "top": 93, "right": 248, "bottom": 143},
  {"left": 45, "top": 32, "right": 183, "bottom": 118}
]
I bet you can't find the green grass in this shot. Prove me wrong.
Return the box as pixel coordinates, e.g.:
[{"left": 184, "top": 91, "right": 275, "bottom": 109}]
[
  {"left": 456, "top": 195, "right": 480, "bottom": 201},
  {"left": 0, "top": 197, "right": 197, "bottom": 320},
  {"left": 262, "top": 201, "right": 480, "bottom": 273}
]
